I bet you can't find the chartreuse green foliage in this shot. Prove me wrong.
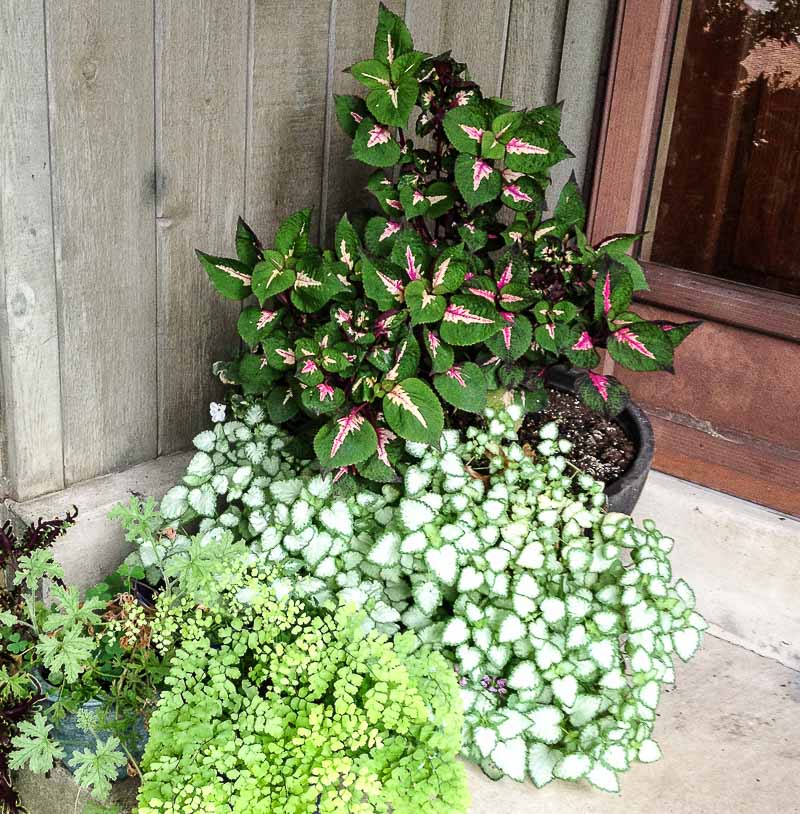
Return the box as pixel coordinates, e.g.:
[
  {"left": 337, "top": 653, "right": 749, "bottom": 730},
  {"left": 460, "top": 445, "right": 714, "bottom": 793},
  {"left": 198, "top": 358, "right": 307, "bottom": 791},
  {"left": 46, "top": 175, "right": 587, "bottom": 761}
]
[
  {"left": 137, "top": 568, "right": 468, "bottom": 814},
  {"left": 196, "top": 4, "right": 698, "bottom": 482},
  {"left": 154, "top": 398, "right": 705, "bottom": 792}
]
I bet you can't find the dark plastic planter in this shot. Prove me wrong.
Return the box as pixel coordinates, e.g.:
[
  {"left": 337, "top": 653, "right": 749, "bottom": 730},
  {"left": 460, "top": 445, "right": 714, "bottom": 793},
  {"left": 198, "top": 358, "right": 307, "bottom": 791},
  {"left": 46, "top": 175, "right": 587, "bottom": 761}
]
[{"left": 545, "top": 368, "right": 655, "bottom": 516}]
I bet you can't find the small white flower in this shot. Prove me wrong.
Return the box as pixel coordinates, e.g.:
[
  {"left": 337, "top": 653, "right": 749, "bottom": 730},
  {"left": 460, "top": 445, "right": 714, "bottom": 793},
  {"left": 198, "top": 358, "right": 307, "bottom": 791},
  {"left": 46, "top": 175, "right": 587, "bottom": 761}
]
[
  {"left": 235, "top": 586, "right": 259, "bottom": 604},
  {"left": 210, "top": 401, "right": 227, "bottom": 423}
]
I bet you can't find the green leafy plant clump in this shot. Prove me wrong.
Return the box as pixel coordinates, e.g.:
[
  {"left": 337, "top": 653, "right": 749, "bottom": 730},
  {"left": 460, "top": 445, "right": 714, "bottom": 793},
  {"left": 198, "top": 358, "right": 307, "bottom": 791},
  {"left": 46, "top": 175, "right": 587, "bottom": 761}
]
[
  {"left": 197, "top": 3, "right": 699, "bottom": 481},
  {"left": 136, "top": 567, "right": 468, "bottom": 814}
]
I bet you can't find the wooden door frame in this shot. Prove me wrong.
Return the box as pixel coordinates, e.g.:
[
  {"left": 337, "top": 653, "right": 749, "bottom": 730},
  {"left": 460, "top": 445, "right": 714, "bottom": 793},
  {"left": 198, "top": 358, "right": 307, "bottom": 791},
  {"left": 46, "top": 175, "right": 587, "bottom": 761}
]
[{"left": 586, "top": 0, "right": 800, "bottom": 514}]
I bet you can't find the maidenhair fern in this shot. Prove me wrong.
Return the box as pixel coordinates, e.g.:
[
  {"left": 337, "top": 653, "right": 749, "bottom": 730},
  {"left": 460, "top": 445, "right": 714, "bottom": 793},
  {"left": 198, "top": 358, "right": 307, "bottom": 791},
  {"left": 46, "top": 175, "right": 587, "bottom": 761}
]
[{"left": 151, "top": 398, "right": 706, "bottom": 792}]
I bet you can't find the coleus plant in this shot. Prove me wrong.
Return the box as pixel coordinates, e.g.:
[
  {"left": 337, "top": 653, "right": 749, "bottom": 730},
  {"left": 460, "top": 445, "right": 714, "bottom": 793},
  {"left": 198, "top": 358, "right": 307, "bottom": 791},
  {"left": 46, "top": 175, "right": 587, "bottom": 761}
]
[{"left": 198, "top": 2, "right": 699, "bottom": 480}]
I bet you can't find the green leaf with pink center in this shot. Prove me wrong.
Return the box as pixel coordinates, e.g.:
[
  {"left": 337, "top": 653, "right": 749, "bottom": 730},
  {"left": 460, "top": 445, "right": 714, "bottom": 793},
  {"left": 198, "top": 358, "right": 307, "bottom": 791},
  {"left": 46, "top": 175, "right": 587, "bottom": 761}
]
[
  {"left": 423, "top": 328, "right": 454, "bottom": 373},
  {"left": 384, "top": 332, "right": 420, "bottom": 382},
  {"left": 564, "top": 329, "right": 601, "bottom": 368},
  {"left": 608, "top": 322, "right": 674, "bottom": 372},
  {"left": 594, "top": 264, "right": 633, "bottom": 322},
  {"left": 334, "top": 94, "right": 368, "bottom": 138},
  {"left": 356, "top": 426, "right": 403, "bottom": 483},
  {"left": 335, "top": 215, "right": 361, "bottom": 273},
  {"left": 290, "top": 257, "right": 339, "bottom": 313},
  {"left": 196, "top": 251, "right": 252, "bottom": 301},
  {"left": 364, "top": 215, "right": 401, "bottom": 256},
  {"left": 501, "top": 172, "right": 542, "bottom": 212},
  {"left": 265, "top": 385, "right": 299, "bottom": 424},
  {"left": 390, "top": 230, "right": 427, "bottom": 281},
  {"left": 433, "top": 362, "right": 487, "bottom": 413},
  {"left": 439, "top": 294, "right": 504, "bottom": 346},
  {"left": 314, "top": 407, "right": 378, "bottom": 468},
  {"left": 373, "top": 3, "right": 413, "bottom": 64},
  {"left": 443, "top": 106, "right": 488, "bottom": 155},
  {"left": 353, "top": 117, "right": 402, "bottom": 167},
  {"left": 398, "top": 174, "right": 431, "bottom": 218},
  {"left": 349, "top": 58, "right": 391, "bottom": 90},
  {"left": 486, "top": 313, "right": 533, "bottom": 361},
  {"left": 425, "top": 181, "right": 455, "bottom": 218},
  {"left": 405, "top": 280, "right": 446, "bottom": 325},
  {"left": 503, "top": 125, "right": 558, "bottom": 175},
  {"left": 252, "top": 251, "right": 295, "bottom": 303},
  {"left": 301, "top": 381, "right": 346, "bottom": 415},
  {"left": 654, "top": 319, "right": 702, "bottom": 349},
  {"left": 534, "top": 321, "right": 572, "bottom": 353},
  {"left": 576, "top": 371, "right": 629, "bottom": 416},
  {"left": 361, "top": 255, "right": 404, "bottom": 310},
  {"left": 454, "top": 154, "right": 502, "bottom": 208},
  {"left": 237, "top": 306, "right": 282, "bottom": 347},
  {"left": 383, "top": 378, "right": 444, "bottom": 444},
  {"left": 431, "top": 245, "right": 467, "bottom": 294}
]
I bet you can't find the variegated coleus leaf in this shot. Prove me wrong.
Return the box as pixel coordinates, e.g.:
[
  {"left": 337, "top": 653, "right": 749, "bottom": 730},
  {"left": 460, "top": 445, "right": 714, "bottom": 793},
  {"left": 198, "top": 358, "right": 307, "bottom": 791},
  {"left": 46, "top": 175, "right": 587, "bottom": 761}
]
[
  {"left": 301, "top": 381, "right": 346, "bottom": 415},
  {"left": 458, "top": 221, "right": 489, "bottom": 251},
  {"left": 349, "top": 58, "right": 392, "bottom": 90},
  {"left": 290, "top": 256, "right": 343, "bottom": 313},
  {"left": 335, "top": 214, "right": 361, "bottom": 273},
  {"left": 500, "top": 171, "right": 542, "bottom": 212},
  {"left": 442, "top": 106, "right": 489, "bottom": 156},
  {"left": 235, "top": 217, "right": 263, "bottom": 268},
  {"left": 423, "top": 328, "right": 455, "bottom": 374},
  {"left": 196, "top": 251, "right": 252, "bottom": 300},
  {"left": 356, "top": 425, "right": 402, "bottom": 483},
  {"left": 384, "top": 332, "right": 421, "bottom": 383},
  {"left": 383, "top": 377, "right": 444, "bottom": 444},
  {"left": 237, "top": 306, "right": 283, "bottom": 348},
  {"left": 534, "top": 321, "right": 573, "bottom": 354},
  {"left": 426, "top": 180, "right": 455, "bottom": 218},
  {"left": 353, "top": 117, "right": 402, "bottom": 167},
  {"left": 654, "top": 319, "right": 702, "bottom": 349},
  {"left": 431, "top": 244, "right": 468, "bottom": 294},
  {"left": 433, "top": 362, "right": 488, "bottom": 413},
  {"left": 265, "top": 384, "right": 299, "bottom": 424},
  {"left": 532, "top": 299, "right": 578, "bottom": 324},
  {"left": 607, "top": 322, "right": 675, "bottom": 372},
  {"left": 366, "top": 74, "right": 419, "bottom": 127},
  {"left": 251, "top": 250, "right": 294, "bottom": 304},
  {"left": 405, "top": 280, "right": 446, "bottom": 325},
  {"left": 365, "top": 215, "right": 402, "bottom": 256},
  {"left": 390, "top": 229, "right": 427, "bottom": 279},
  {"left": 440, "top": 294, "right": 504, "bottom": 346},
  {"left": 454, "top": 154, "right": 502, "bottom": 209},
  {"left": 274, "top": 207, "right": 313, "bottom": 259},
  {"left": 502, "top": 124, "right": 561, "bottom": 176},
  {"left": 334, "top": 93, "right": 369, "bottom": 138},
  {"left": 593, "top": 263, "right": 634, "bottom": 322},
  {"left": 373, "top": 2, "right": 414, "bottom": 64},
  {"left": 366, "top": 171, "right": 403, "bottom": 216},
  {"left": 314, "top": 407, "right": 378, "bottom": 467},
  {"left": 361, "top": 254, "right": 405, "bottom": 310},
  {"left": 398, "top": 174, "right": 430, "bottom": 219},
  {"left": 564, "top": 329, "right": 601, "bottom": 368},
  {"left": 262, "top": 335, "right": 297, "bottom": 373},
  {"left": 486, "top": 313, "right": 533, "bottom": 361},
  {"left": 576, "top": 370, "right": 629, "bottom": 415}
]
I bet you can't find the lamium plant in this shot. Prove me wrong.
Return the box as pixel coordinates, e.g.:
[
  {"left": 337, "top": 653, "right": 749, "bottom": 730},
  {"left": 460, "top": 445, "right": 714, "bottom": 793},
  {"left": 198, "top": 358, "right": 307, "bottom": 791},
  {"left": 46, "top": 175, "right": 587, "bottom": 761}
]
[
  {"left": 136, "top": 566, "right": 468, "bottom": 814},
  {"left": 197, "top": 3, "right": 699, "bottom": 481},
  {"left": 152, "top": 397, "right": 706, "bottom": 792}
]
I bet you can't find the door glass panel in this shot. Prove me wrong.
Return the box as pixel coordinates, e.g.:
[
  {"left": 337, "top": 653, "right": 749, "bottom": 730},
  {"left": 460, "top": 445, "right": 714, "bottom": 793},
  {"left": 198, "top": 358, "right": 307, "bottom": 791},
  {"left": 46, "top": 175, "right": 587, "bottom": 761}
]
[{"left": 643, "top": 0, "right": 800, "bottom": 297}]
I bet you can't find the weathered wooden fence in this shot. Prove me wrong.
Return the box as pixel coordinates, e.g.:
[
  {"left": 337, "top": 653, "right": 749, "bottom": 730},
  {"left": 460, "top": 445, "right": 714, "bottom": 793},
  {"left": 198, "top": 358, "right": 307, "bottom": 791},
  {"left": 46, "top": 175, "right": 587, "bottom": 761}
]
[{"left": 0, "top": 0, "right": 613, "bottom": 501}]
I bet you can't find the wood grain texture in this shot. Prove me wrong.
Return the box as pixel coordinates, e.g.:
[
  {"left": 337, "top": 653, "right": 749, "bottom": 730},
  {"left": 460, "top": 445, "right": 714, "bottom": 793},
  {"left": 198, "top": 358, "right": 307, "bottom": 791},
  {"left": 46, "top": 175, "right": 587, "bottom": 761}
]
[
  {"left": 321, "top": 0, "right": 405, "bottom": 245},
  {"left": 156, "top": 0, "right": 248, "bottom": 455},
  {"left": 247, "top": 0, "right": 332, "bottom": 243},
  {"left": 501, "top": 0, "right": 568, "bottom": 109},
  {"left": 405, "top": 0, "right": 511, "bottom": 94},
  {"left": 45, "top": 0, "right": 157, "bottom": 485},
  {"left": 0, "top": 2, "right": 64, "bottom": 499},
  {"left": 551, "top": 0, "right": 614, "bottom": 204}
]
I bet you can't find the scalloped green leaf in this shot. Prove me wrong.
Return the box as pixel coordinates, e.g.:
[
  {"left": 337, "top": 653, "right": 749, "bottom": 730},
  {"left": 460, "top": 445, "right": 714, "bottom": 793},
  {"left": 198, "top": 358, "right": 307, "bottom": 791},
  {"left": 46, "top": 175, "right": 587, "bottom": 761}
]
[
  {"left": 608, "top": 322, "right": 674, "bottom": 372},
  {"left": 196, "top": 251, "right": 252, "bottom": 300},
  {"left": 454, "top": 154, "right": 502, "bottom": 208},
  {"left": 353, "top": 118, "right": 402, "bottom": 167},
  {"left": 440, "top": 294, "right": 503, "bottom": 346},
  {"left": 314, "top": 409, "right": 378, "bottom": 468},
  {"left": 434, "top": 362, "right": 487, "bottom": 413},
  {"left": 443, "top": 106, "right": 488, "bottom": 155},
  {"left": 383, "top": 378, "right": 444, "bottom": 444}
]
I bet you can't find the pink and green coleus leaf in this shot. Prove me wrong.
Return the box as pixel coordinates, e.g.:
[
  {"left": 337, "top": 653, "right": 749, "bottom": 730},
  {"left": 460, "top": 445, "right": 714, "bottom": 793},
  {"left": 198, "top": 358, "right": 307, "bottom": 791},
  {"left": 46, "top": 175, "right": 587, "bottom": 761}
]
[
  {"left": 654, "top": 319, "right": 702, "bottom": 349},
  {"left": 440, "top": 293, "right": 504, "bottom": 346},
  {"left": 367, "top": 74, "right": 419, "bottom": 127},
  {"left": 454, "top": 154, "right": 502, "bottom": 209},
  {"left": 423, "top": 328, "right": 455, "bottom": 373},
  {"left": 364, "top": 215, "right": 402, "bottom": 257},
  {"left": 235, "top": 217, "right": 263, "bottom": 268},
  {"left": 356, "top": 426, "right": 402, "bottom": 483},
  {"left": 274, "top": 207, "right": 312, "bottom": 258},
  {"left": 389, "top": 229, "right": 427, "bottom": 280},
  {"left": 262, "top": 335, "right": 297, "bottom": 372},
  {"left": 301, "top": 382, "right": 346, "bottom": 415},
  {"left": 486, "top": 313, "right": 533, "bottom": 361},
  {"left": 431, "top": 245, "right": 467, "bottom": 294},
  {"left": 405, "top": 279, "right": 446, "bottom": 325},
  {"left": 290, "top": 257, "right": 339, "bottom": 313},
  {"left": 458, "top": 221, "right": 489, "bottom": 251},
  {"left": 398, "top": 175, "right": 430, "bottom": 218},
  {"left": 353, "top": 117, "right": 402, "bottom": 167},
  {"left": 533, "top": 299, "right": 578, "bottom": 324},
  {"left": 608, "top": 322, "right": 675, "bottom": 372},
  {"left": 196, "top": 251, "right": 252, "bottom": 300},
  {"left": 335, "top": 215, "right": 361, "bottom": 272},
  {"left": 443, "top": 106, "right": 488, "bottom": 155},
  {"left": 502, "top": 125, "right": 555, "bottom": 174},
  {"left": 361, "top": 255, "right": 404, "bottom": 310},
  {"left": 251, "top": 251, "right": 295, "bottom": 303},
  {"left": 563, "top": 329, "right": 601, "bottom": 368},
  {"left": 237, "top": 306, "right": 282, "bottom": 347},
  {"left": 334, "top": 94, "right": 369, "bottom": 138},
  {"left": 501, "top": 173, "right": 543, "bottom": 212},
  {"left": 534, "top": 321, "right": 573, "bottom": 353},
  {"left": 425, "top": 181, "right": 455, "bottom": 218},
  {"left": 314, "top": 407, "right": 378, "bottom": 467},
  {"left": 384, "top": 332, "right": 421, "bottom": 382},
  {"left": 373, "top": 3, "right": 414, "bottom": 64},
  {"left": 594, "top": 264, "right": 634, "bottom": 322},
  {"left": 433, "top": 362, "right": 488, "bottom": 413},
  {"left": 383, "top": 378, "right": 444, "bottom": 444},
  {"left": 366, "top": 171, "right": 403, "bottom": 215},
  {"left": 576, "top": 371, "right": 629, "bottom": 416},
  {"left": 265, "top": 385, "right": 299, "bottom": 424}
]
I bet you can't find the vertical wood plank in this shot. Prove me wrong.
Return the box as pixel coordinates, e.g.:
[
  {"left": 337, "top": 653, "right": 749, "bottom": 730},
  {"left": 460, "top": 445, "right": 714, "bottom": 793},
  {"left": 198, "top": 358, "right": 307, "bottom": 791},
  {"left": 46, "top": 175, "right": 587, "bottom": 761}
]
[
  {"left": 0, "top": 1, "right": 64, "bottom": 499},
  {"left": 45, "top": 0, "right": 157, "bottom": 485},
  {"left": 321, "top": 0, "right": 406, "bottom": 245},
  {"left": 156, "top": 0, "right": 249, "bottom": 454},
  {"left": 405, "top": 0, "right": 512, "bottom": 94},
  {"left": 551, "top": 0, "right": 614, "bottom": 205},
  {"left": 247, "top": 1, "right": 331, "bottom": 243},
  {"left": 501, "top": 0, "right": 569, "bottom": 108}
]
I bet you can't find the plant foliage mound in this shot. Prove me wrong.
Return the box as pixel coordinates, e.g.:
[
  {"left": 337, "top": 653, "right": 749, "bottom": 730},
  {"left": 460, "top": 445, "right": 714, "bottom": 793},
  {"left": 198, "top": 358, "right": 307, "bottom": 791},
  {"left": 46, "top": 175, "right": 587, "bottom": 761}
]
[
  {"left": 136, "top": 566, "right": 468, "bottom": 814},
  {"left": 150, "top": 398, "right": 706, "bottom": 792},
  {"left": 196, "top": 3, "right": 699, "bottom": 482}
]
